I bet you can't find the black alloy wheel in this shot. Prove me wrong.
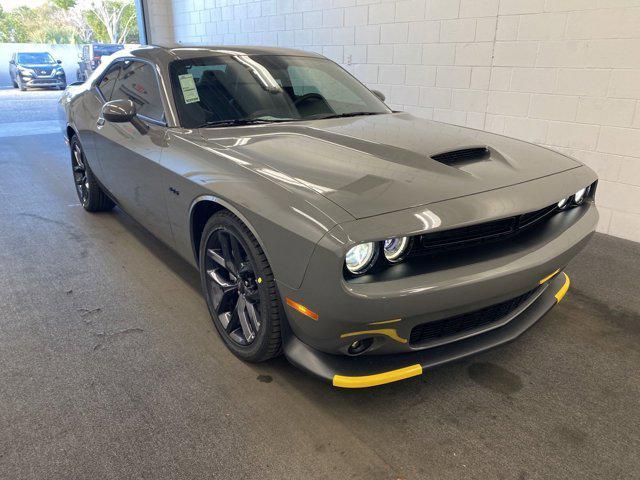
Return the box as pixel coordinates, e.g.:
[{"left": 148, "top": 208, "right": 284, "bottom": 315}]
[
  {"left": 72, "top": 141, "right": 89, "bottom": 206},
  {"left": 205, "top": 227, "right": 262, "bottom": 345},
  {"left": 69, "top": 135, "right": 115, "bottom": 212},
  {"left": 200, "top": 211, "right": 282, "bottom": 362}
]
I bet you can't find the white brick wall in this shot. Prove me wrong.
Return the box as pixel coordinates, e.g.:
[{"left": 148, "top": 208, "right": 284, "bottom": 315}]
[{"left": 148, "top": 0, "right": 640, "bottom": 243}]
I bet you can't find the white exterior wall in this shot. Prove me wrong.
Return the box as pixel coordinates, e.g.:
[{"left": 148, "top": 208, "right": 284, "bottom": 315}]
[
  {"left": 149, "top": 0, "right": 640, "bottom": 242},
  {"left": 146, "top": 0, "right": 177, "bottom": 45}
]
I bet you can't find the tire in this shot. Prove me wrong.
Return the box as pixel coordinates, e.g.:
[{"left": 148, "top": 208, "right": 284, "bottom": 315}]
[
  {"left": 199, "top": 211, "right": 282, "bottom": 362},
  {"left": 70, "top": 134, "right": 115, "bottom": 212},
  {"left": 19, "top": 81, "right": 27, "bottom": 92}
]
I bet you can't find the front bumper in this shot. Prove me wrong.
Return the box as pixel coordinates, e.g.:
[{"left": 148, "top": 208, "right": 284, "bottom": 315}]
[
  {"left": 21, "top": 75, "right": 66, "bottom": 88},
  {"left": 283, "top": 271, "right": 570, "bottom": 388},
  {"left": 279, "top": 199, "right": 596, "bottom": 355}
]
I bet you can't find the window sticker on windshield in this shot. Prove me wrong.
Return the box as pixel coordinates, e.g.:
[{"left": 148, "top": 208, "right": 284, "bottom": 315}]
[{"left": 178, "top": 74, "right": 200, "bottom": 104}]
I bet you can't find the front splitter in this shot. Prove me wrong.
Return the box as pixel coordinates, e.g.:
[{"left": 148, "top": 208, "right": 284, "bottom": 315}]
[{"left": 283, "top": 272, "right": 570, "bottom": 388}]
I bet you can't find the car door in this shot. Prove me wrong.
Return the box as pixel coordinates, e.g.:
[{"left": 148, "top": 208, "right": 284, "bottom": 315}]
[
  {"left": 94, "top": 58, "right": 174, "bottom": 246},
  {"left": 77, "top": 61, "right": 121, "bottom": 181}
]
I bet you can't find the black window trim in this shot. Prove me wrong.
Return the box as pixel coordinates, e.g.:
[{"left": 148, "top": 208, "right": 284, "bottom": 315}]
[{"left": 94, "top": 56, "right": 169, "bottom": 127}]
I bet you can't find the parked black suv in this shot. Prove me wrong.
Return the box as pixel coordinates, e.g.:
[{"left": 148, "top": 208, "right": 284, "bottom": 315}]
[
  {"left": 76, "top": 43, "right": 124, "bottom": 82},
  {"left": 9, "top": 52, "right": 66, "bottom": 91}
]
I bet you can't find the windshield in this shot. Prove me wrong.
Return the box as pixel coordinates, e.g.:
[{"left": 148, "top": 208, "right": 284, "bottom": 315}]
[
  {"left": 17, "top": 52, "right": 55, "bottom": 64},
  {"left": 169, "top": 54, "right": 390, "bottom": 128}
]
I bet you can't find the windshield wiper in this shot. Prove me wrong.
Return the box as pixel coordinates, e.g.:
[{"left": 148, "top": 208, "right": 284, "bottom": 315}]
[
  {"left": 199, "top": 118, "right": 294, "bottom": 128},
  {"left": 311, "top": 112, "right": 386, "bottom": 120}
]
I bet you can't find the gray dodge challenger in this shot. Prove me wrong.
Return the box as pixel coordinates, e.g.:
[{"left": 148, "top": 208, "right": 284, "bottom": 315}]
[{"left": 59, "top": 45, "right": 598, "bottom": 388}]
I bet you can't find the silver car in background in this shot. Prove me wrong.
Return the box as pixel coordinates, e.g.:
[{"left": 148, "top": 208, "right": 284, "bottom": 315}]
[{"left": 59, "top": 45, "right": 598, "bottom": 388}]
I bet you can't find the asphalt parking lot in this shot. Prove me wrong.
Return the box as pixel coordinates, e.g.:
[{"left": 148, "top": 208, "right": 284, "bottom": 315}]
[{"left": 0, "top": 87, "right": 638, "bottom": 479}]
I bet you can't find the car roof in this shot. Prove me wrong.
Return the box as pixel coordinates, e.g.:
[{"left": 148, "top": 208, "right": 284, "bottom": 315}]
[{"left": 111, "top": 44, "right": 324, "bottom": 64}]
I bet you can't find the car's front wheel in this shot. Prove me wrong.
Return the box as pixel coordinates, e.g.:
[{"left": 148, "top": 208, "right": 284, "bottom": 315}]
[
  {"left": 199, "top": 211, "right": 282, "bottom": 362},
  {"left": 70, "top": 134, "right": 115, "bottom": 212}
]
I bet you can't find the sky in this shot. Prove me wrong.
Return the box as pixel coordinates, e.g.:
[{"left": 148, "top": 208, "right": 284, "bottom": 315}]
[{"left": 1, "top": 0, "right": 48, "bottom": 10}]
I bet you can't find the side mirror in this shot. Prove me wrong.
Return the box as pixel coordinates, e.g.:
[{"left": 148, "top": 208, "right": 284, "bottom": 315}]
[
  {"left": 9, "top": 59, "right": 15, "bottom": 65},
  {"left": 101, "top": 99, "right": 149, "bottom": 135},
  {"left": 57, "top": 59, "right": 62, "bottom": 64},
  {"left": 371, "top": 89, "right": 386, "bottom": 102}
]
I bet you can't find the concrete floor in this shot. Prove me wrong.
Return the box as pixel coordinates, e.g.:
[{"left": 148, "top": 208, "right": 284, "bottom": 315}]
[{"left": 1, "top": 90, "right": 639, "bottom": 479}]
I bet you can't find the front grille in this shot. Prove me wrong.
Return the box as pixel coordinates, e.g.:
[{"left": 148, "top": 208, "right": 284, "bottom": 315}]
[
  {"left": 409, "top": 288, "right": 538, "bottom": 346},
  {"left": 431, "top": 147, "right": 489, "bottom": 164},
  {"left": 413, "top": 203, "right": 558, "bottom": 256}
]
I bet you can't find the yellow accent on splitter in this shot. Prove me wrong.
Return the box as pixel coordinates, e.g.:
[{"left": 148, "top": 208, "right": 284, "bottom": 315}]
[
  {"left": 333, "top": 364, "right": 423, "bottom": 388},
  {"left": 554, "top": 272, "right": 570, "bottom": 303},
  {"left": 368, "top": 318, "right": 402, "bottom": 325},
  {"left": 340, "top": 328, "right": 408, "bottom": 344},
  {"left": 539, "top": 268, "right": 560, "bottom": 284}
]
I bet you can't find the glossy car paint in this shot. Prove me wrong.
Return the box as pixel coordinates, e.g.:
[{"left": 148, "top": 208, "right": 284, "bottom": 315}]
[{"left": 59, "top": 45, "right": 598, "bottom": 384}]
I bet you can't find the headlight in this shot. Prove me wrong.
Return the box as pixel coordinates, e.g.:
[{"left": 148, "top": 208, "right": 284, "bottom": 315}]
[
  {"left": 18, "top": 67, "right": 35, "bottom": 76},
  {"left": 557, "top": 197, "right": 570, "bottom": 209},
  {"left": 573, "top": 186, "right": 589, "bottom": 205},
  {"left": 383, "top": 236, "right": 409, "bottom": 262},
  {"left": 345, "top": 242, "right": 377, "bottom": 274}
]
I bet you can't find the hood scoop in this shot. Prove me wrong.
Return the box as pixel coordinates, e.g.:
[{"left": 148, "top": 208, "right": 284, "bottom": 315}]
[{"left": 431, "top": 146, "right": 489, "bottom": 165}]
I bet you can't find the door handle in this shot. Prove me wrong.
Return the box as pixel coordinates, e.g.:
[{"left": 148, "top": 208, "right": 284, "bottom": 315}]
[{"left": 96, "top": 117, "right": 105, "bottom": 127}]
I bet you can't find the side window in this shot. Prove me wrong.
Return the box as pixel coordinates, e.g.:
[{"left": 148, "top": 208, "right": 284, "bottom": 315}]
[
  {"left": 97, "top": 63, "right": 121, "bottom": 101},
  {"left": 111, "top": 60, "right": 164, "bottom": 121}
]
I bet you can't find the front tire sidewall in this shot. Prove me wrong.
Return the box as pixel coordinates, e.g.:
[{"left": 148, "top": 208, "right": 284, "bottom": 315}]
[{"left": 199, "top": 214, "right": 277, "bottom": 362}]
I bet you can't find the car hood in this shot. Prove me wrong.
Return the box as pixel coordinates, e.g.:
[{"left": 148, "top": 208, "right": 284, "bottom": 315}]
[
  {"left": 18, "top": 63, "right": 58, "bottom": 70},
  {"left": 200, "top": 113, "right": 580, "bottom": 219}
]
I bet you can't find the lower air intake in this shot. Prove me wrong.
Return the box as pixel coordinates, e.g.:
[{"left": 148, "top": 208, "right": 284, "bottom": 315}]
[{"left": 409, "top": 288, "right": 538, "bottom": 346}]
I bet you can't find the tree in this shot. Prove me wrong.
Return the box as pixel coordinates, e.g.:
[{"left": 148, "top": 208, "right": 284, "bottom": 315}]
[
  {"left": 0, "top": 0, "right": 138, "bottom": 44},
  {"left": 84, "top": 0, "right": 138, "bottom": 44},
  {"left": 52, "top": 0, "right": 77, "bottom": 10},
  {"left": 0, "top": 6, "right": 31, "bottom": 42}
]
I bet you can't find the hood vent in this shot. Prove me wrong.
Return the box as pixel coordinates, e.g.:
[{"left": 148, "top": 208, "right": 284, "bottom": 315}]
[{"left": 431, "top": 147, "right": 489, "bottom": 164}]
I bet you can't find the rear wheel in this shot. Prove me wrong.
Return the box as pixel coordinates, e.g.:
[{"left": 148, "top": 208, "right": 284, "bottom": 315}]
[
  {"left": 70, "top": 134, "right": 115, "bottom": 212},
  {"left": 199, "top": 211, "right": 282, "bottom": 362}
]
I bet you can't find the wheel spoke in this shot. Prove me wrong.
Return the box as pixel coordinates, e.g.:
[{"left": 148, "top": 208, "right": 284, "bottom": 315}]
[
  {"left": 217, "top": 230, "right": 237, "bottom": 275},
  {"left": 208, "top": 269, "right": 238, "bottom": 315},
  {"left": 245, "top": 298, "right": 260, "bottom": 331},
  {"left": 73, "top": 146, "right": 85, "bottom": 168},
  {"left": 207, "top": 268, "right": 234, "bottom": 288},
  {"left": 219, "top": 311, "right": 239, "bottom": 333},
  {"left": 235, "top": 295, "right": 255, "bottom": 343},
  {"left": 230, "top": 235, "right": 244, "bottom": 271},
  {"left": 206, "top": 248, "right": 227, "bottom": 268}
]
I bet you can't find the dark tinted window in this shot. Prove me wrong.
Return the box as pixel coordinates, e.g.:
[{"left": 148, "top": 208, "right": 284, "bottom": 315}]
[
  {"left": 111, "top": 60, "right": 164, "bottom": 121},
  {"left": 97, "top": 62, "right": 121, "bottom": 100},
  {"left": 17, "top": 52, "right": 55, "bottom": 64}
]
